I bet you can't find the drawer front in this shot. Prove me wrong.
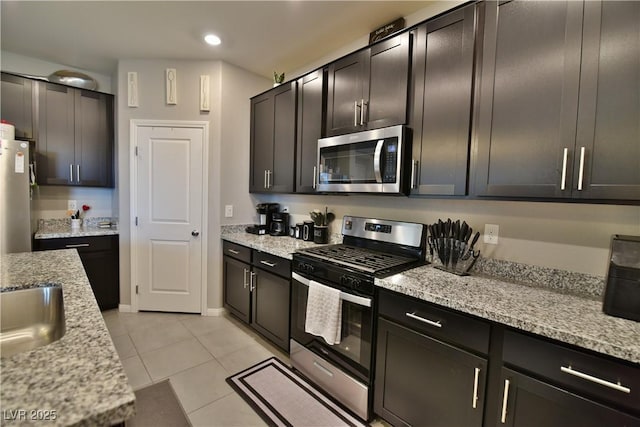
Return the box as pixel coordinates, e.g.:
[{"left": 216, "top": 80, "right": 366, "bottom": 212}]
[
  {"left": 503, "top": 329, "right": 640, "bottom": 415},
  {"left": 36, "top": 235, "right": 115, "bottom": 252},
  {"left": 378, "top": 288, "right": 490, "bottom": 354},
  {"left": 252, "top": 251, "right": 291, "bottom": 279},
  {"left": 222, "top": 240, "right": 251, "bottom": 263}
]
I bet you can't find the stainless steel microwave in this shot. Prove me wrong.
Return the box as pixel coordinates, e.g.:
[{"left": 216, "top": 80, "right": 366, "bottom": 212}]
[{"left": 316, "top": 125, "right": 408, "bottom": 194}]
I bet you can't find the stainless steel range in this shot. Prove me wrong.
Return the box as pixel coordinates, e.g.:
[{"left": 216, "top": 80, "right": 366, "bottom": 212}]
[{"left": 290, "top": 216, "right": 427, "bottom": 421}]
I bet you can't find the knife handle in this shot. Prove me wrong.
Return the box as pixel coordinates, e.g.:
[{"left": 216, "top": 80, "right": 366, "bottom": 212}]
[{"left": 470, "top": 232, "right": 480, "bottom": 249}]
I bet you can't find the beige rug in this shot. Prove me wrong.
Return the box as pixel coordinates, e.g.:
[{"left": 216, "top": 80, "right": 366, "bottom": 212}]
[
  {"left": 227, "top": 357, "right": 368, "bottom": 427},
  {"left": 128, "top": 379, "right": 190, "bottom": 427}
]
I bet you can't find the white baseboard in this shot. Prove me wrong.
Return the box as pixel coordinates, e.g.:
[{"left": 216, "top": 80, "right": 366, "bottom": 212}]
[
  {"left": 118, "top": 304, "right": 133, "bottom": 312},
  {"left": 206, "top": 307, "right": 226, "bottom": 317}
]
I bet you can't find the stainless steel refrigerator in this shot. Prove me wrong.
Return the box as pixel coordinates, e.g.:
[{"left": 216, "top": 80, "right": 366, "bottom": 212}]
[{"left": 1, "top": 138, "right": 32, "bottom": 253}]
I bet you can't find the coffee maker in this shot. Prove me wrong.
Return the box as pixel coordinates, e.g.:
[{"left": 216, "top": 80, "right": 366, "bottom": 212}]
[
  {"left": 246, "top": 203, "right": 279, "bottom": 235},
  {"left": 270, "top": 212, "right": 290, "bottom": 236},
  {"left": 603, "top": 235, "right": 640, "bottom": 322}
]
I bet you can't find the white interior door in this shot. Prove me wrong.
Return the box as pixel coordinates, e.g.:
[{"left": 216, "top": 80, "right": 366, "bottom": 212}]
[{"left": 134, "top": 123, "right": 206, "bottom": 313}]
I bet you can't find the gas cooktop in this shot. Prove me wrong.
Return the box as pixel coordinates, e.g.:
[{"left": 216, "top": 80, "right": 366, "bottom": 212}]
[
  {"left": 295, "top": 216, "right": 428, "bottom": 277},
  {"left": 296, "top": 244, "right": 418, "bottom": 275}
]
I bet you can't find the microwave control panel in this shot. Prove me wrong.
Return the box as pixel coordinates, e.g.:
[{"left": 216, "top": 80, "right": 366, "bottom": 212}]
[{"left": 383, "top": 140, "right": 398, "bottom": 183}]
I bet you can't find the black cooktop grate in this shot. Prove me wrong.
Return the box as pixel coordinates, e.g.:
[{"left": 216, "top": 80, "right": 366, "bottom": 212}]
[{"left": 297, "top": 244, "right": 417, "bottom": 274}]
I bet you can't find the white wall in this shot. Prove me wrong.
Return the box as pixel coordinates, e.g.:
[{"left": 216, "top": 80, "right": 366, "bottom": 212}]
[{"left": 116, "top": 58, "right": 269, "bottom": 309}]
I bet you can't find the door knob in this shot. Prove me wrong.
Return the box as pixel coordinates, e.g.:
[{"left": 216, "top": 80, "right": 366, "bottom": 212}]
[{"left": 191, "top": 230, "right": 200, "bottom": 237}]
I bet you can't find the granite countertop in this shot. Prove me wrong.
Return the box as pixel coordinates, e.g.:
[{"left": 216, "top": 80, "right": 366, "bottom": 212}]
[
  {"left": 0, "top": 250, "right": 135, "bottom": 426},
  {"left": 221, "top": 225, "right": 342, "bottom": 260},
  {"left": 221, "top": 229, "right": 640, "bottom": 365},
  {"left": 34, "top": 218, "right": 119, "bottom": 240}
]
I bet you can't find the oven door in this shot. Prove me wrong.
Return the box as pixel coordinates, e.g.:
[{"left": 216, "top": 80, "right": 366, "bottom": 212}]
[{"left": 291, "top": 272, "right": 373, "bottom": 382}]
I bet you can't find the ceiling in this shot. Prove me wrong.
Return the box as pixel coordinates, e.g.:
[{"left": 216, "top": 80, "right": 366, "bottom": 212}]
[{"left": 0, "top": 1, "right": 443, "bottom": 80}]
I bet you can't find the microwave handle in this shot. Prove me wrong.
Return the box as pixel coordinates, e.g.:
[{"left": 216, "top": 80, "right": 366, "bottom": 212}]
[{"left": 374, "top": 139, "right": 384, "bottom": 183}]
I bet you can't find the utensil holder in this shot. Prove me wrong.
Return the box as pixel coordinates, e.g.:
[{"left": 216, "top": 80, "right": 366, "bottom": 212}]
[{"left": 71, "top": 219, "right": 82, "bottom": 229}]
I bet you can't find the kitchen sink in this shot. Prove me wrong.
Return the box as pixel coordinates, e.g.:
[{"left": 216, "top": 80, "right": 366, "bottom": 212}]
[{"left": 1, "top": 285, "right": 66, "bottom": 357}]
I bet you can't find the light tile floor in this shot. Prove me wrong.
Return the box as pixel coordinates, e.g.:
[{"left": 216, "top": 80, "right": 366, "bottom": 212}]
[
  {"left": 103, "top": 310, "right": 285, "bottom": 426},
  {"left": 103, "top": 309, "right": 388, "bottom": 427}
]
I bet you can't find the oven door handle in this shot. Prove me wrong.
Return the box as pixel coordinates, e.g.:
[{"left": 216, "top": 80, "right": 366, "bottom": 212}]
[
  {"left": 373, "top": 139, "right": 384, "bottom": 183},
  {"left": 292, "top": 272, "right": 372, "bottom": 308}
]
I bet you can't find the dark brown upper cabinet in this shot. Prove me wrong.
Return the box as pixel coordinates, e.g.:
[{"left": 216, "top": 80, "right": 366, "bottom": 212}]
[
  {"left": 38, "top": 82, "right": 114, "bottom": 187},
  {"left": 1, "top": 73, "right": 35, "bottom": 140},
  {"left": 295, "top": 70, "right": 324, "bottom": 193},
  {"left": 473, "top": 0, "right": 639, "bottom": 201},
  {"left": 325, "top": 32, "right": 411, "bottom": 136},
  {"left": 409, "top": 4, "right": 476, "bottom": 196},
  {"left": 249, "top": 82, "right": 296, "bottom": 193},
  {"left": 572, "top": 1, "right": 640, "bottom": 200}
]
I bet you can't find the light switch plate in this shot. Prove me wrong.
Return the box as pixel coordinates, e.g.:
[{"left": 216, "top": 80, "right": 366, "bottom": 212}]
[
  {"left": 68, "top": 200, "right": 77, "bottom": 211},
  {"left": 224, "top": 205, "right": 233, "bottom": 218}
]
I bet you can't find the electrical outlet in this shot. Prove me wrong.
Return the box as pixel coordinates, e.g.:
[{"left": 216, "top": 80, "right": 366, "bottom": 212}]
[
  {"left": 224, "top": 205, "right": 233, "bottom": 218},
  {"left": 484, "top": 224, "right": 499, "bottom": 245},
  {"left": 68, "top": 200, "right": 77, "bottom": 211}
]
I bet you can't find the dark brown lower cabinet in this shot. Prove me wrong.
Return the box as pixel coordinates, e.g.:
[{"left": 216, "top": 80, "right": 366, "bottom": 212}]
[
  {"left": 375, "top": 318, "right": 487, "bottom": 427},
  {"left": 222, "top": 255, "right": 251, "bottom": 323},
  {"left": 498, "top": 368, "right": 640, "bottom": 427},
  {"left": 222, "top": 240, "right": 291, "bottom": 352},
  {"left": 34, "top": 235, "right": 119, "bottom": 310},
  {"left": 251, "top": 267, "right": 290, "bottom": 351}
]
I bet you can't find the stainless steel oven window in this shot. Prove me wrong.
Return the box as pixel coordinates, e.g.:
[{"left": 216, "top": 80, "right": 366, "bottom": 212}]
[{"left": 318, "top": 139, "right": 379, "bottom": 184}]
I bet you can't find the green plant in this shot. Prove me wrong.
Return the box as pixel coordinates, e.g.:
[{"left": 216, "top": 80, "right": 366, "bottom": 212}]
[{"left": 273, "top": 71, "right": 285, "bottom": 84}]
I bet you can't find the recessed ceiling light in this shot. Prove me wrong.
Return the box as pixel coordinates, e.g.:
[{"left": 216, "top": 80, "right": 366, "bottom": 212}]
[{"left": 204, "top": 34, "right": 221, "bottom": 46}]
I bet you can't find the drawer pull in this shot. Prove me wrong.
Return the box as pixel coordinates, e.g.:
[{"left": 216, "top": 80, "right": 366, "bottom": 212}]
[
  {"left": 313, "top": 360, "right": 334, "bottom": 377},
  {"left": 472, "top": 367, "right": 480, "bottom": 409},
  {"left": 260, "top": 260, "right": 277, "bottom": 268},
  {"left": 65, "top": 244, "right": 90, "bottom": 248},
  {"left": 500, "top": 379, "right": 510, "bottom": 423},
  {"left": 406, "top": 312, "right": 442, "bottom": 328},
  {"left": 560, "top": 365, "right": 631, "bottom": 394},
  {"left": 227, "top": 249, "right": 240, "bottom": 254}
]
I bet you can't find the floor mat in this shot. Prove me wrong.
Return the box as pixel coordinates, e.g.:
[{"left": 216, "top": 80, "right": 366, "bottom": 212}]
[
  {"left": 226, "top": 357, "right": 368, "bottom": 427},
  {"left": 128, "top": 379, "right": 190, "bottom": 427}
]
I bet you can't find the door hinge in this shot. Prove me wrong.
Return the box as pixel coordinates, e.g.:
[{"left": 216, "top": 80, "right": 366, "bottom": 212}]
[
  {"left": 135, "top": 146, "right": 138, "bottom": 156},
  {"left": 136, "top": 285, "right": 139, "bottom": 294},
  {"left": 135, "top": 217, "right": 138, "bottom": 226}
]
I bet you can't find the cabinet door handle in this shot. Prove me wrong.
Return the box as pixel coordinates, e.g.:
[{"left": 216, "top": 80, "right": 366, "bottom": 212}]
[
  {"left": 560, "top": 365, "right": 631, "bottom": 393},
  {"left": 268, "top": 170, "right": 272, "bottom": 188},
  {"left": 354, "top": 101, "right": 359, "bottom": 126},
  {"left": 77, "top": 164, "right": 80, "bottom": 182},
  {"left": 250, "top": 271, "right": 256, "bottom": 291},
  {"left": 260, "top": 260, "right": 277, "bottom": 268},
  {"left": 500, "top": 379, "right": 510, "bottom": 423},
  {"left": 264, "top": 170, "right": 268, "bottom": 189},
  {"left": 243, "top": 268, "right": 248, "bottom": 288},
  {"left": 406, "top": 312, "right": 442, "bottom": 328},
  {"left": 360, "top": 99, "right": 366, "bottom": 125},
  {"left": 577, "top": 146, "right": 586, "bottom": 191},
  {"left": 560, "top": 148, "right": 568, "bottom": 190},
  {"left": 69, "top": 164, "right": 73, "bottom": 182},
  {"left": 312, "top": 166, "right": 317, "bottom": 189},
  {"left": 472, "top": 367, "right": 480, "bottom": 409},
  {"left": 228, "top": 249, "right": 240, "bottom": 255},
  {"left": 65, "top": 243, "right": 90, "bottom": 248},
  {"left": 411, "top": 159, "right": 418, "bottom": 189}
]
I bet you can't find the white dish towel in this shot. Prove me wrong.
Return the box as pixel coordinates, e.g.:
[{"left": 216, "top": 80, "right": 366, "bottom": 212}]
[{"left": 305, "top": 280, "right": 343, "bottom": 345}]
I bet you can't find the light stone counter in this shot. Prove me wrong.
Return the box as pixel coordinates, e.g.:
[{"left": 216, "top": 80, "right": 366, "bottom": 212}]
[
  {"left": 34, "top": 218, "right": 118, "bottom": 240},
  {"left": 221, "top": 228, "right": 640, "bottom": 365},
  {"left": 0, "top": 250, "right": 135, "bottom": 426}
]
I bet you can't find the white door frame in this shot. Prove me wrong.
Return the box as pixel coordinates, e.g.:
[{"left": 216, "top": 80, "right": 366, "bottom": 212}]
[{"left": 130, "top": 119, "right": 209, "bottom": 314}]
